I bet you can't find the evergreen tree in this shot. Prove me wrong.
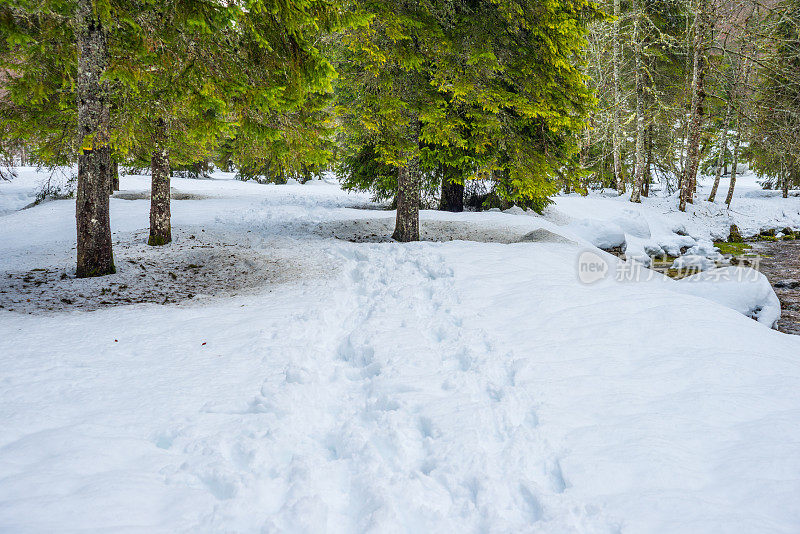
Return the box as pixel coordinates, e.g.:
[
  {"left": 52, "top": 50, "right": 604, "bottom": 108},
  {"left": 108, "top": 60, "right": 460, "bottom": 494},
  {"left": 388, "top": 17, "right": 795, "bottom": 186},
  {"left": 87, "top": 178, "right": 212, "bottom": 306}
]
[
  {"left": 1, "top": 0, "right": 345, "bottom": 266},
  {"left": 114, "top": 1, "right": 238, "bottom": 246},
  {"left": 338, "top": 0, "right": 601, "bottom": 241},
  {"left": 220, "top": 1, "right": 344, "bottom": 186}
]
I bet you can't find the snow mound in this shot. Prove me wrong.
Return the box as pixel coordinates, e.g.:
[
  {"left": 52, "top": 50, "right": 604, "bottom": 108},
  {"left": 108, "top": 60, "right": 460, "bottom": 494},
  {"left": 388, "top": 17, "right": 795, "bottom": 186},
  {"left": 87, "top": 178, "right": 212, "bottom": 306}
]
[
  {"left": 567, "top": 218, "right": 626, "bottom": 249},
  {"left": 611, "top": 209, "right": 651, "bottom": 238},
  {"left": 670, "top": 254, "right": 717, "bottom": 271},
  {"left": 674, "top": 267, "right": 781, "bottom": 327}
]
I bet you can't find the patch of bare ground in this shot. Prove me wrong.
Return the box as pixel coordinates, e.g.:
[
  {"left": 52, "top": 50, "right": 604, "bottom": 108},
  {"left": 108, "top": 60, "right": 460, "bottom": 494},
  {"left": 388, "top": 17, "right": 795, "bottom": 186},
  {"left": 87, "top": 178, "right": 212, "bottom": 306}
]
[
  {"left": 315, "top": 217, "right": 574, "bottom": 245},
  {"left": 112, "top": 188, "right": 211, "bottom": 201},
  {"left": 0, "top": 228, "right": 312, "bottom": 314}
]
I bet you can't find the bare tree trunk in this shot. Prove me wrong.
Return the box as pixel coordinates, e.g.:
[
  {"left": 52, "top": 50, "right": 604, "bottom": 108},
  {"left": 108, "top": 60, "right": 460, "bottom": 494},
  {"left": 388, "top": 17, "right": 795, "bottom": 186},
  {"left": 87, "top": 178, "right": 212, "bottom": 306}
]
[
  {"left": 440, "top": 167, "right": 464, "bottom": 212},
  {"left": 677, "top": 10, "right": 692, "bottom": 183},
  {"left": 75, "top": 0, "right": 114, "bottom": 278},
  {"left": 783, "top": 167, "right": 790, "bottom": 199},
  {"left": 393, "top": 155, "right": 420, "bottom": 242},
  {"left": 612, "top": 0, "right": 625, "bottom": 194},
  {"left": 148, "top": 118, "right": 171, "bottom": 246},
  {"left": 708, "top": 102, "right": 731, "bottom": 202},
  {"left": 644, "top": 123, "right": 653, "bottom": 197},
  {"left": 630, "top": 0, "right": 646, "bottom": 203},
  {"left": 108, "top": 156, "right": 119, "bottom": 194},
  {"left": 725, "top": 116, "right": 741, "bottom": 207},
  {"left": 679, "top": 0, "right": 708, "bottom": 212}
]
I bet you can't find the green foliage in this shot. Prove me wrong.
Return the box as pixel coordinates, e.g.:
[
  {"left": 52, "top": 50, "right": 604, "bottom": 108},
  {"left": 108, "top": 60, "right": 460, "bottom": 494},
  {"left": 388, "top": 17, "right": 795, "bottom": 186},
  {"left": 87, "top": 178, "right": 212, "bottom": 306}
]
[
  {"left": 337, "top": 0, "right": 603, "bottom": 209},
  {"left": 1, "top": 0, "right": 346, "bottom": 178},
  {"left": 337, "top": 144, "right": 398, "bottom": 201}
]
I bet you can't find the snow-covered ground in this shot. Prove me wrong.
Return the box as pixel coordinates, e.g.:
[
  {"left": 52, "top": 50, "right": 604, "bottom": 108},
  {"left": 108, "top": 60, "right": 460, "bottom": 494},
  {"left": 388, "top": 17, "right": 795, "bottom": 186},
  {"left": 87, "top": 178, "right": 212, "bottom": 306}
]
[
  {"left": 553, "top": 170, "right": 800, "bottom": 264},
  {"left": 1, "top": 169, "right": 800, "bottom": 533}
]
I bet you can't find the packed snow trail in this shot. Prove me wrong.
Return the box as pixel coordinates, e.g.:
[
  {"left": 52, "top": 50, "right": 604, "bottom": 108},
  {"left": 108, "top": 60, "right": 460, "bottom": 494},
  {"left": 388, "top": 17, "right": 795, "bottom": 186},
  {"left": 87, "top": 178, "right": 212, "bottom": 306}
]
[
  {"left": 150, "top": 242, "right": 618, "bottom": 532},
  {"left": 2, "top": 172, "right": 800, "bottom": 532}
]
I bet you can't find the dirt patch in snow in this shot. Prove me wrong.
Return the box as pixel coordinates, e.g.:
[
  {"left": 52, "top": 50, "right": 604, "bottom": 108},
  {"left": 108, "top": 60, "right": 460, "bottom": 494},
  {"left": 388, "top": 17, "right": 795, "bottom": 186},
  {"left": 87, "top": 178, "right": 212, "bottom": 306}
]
[
  {"left": 112, "top": 189, "right": 211, "bottom": 201},
  {"left": 0, "top": 228, "right": 311, "bottom": 314},
  {"left": 316, "top": 217, "right": 575, "bottom": 245}
]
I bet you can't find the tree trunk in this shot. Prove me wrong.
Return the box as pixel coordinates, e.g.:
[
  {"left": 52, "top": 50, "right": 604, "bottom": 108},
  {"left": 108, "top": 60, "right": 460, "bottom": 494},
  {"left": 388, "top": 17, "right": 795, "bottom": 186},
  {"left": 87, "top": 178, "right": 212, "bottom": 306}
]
[
  {"left": 393, "top": 155, "right": 421, "bottom": 242},
  {"left": 109, "top": 156, "right": 119, "bottom": 194},
  {"left": 783, "top": 169, "right": 790, "bottom": 199},
  {"left": 612, "top": 0, "right": 624, "bottom": 194},
  {"left": 630, "top": 0, "right": 646, "bottom": 203},
  {"left": 725, "top": 117, "right": 741, "bottom": 207},
  {"left": 708, "top": 102, "right": 731, "bottom": 202},
  {"left": 75, "top": 0, "right": 114, "bottom": 278},
  {"left": 439, "top": 167, "right": 464, "bottom": 212},
  {"left": 644, "top": 123, "right": 653, "bottom": 197},
  {"left": 677, "top": 10, "right": 692, "bottom": 187},
  {"left": 148, "top": 119, "right": 171, "bottom": 246},
  {"left": 679, "top": 0, "right": 707, "bottom": 212}
]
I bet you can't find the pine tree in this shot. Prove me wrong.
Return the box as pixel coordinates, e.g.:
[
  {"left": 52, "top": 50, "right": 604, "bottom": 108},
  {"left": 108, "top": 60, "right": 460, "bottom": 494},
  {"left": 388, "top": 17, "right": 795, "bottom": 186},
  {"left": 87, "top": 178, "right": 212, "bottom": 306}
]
[
  {"left": 114, "top": 1, "right": 239, "bottom": 246},
  {"left": 220, "top": 1, "right": 344, "bottom": 185},
  {"left": 1, "top": 0, "right": 122, "bottom": 276},
  {"left": 338, "top": 0, "right": 601, "bottom": 240},
  {"left": 612, "top": 0, "right": 625, "bottom": 194},
  {"left": 2, "top": 0, "right": 345, "bottom": 262}
]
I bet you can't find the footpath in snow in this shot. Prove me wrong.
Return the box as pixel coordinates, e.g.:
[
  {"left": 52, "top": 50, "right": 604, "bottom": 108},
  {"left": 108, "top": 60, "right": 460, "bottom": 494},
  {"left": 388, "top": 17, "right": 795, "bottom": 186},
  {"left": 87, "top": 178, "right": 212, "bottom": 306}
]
[{"left": 1, "top": 170, "right": 800, "bottom": 533}]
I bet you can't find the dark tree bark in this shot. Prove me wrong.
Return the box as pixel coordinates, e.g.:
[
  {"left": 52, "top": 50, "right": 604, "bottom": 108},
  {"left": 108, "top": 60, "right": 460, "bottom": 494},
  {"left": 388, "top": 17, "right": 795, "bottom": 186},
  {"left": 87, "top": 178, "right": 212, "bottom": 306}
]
[
  {"left": 783, "top": 170, "right": 790, "bottom": 199},
  {"left": 708, "top": 102, "right": 732, "bottom": 202},
  {"left": 439, "top": 167, "right": 464, "bottom": 212},
  {"left": 643, "top": 124, "right": 653, "bottom": 197},
  {"left": 725, "top": 117, "right": 741, "bottom": 207},
  {"left": 75, "top": 0, "right": 114, "bottom": 278},
  {"left": 630, "top": 0, "right": 646, "bottom": 203},
  {"left": 612, "top": 0, "right": 624, "bottom": 194},
  {"left": 148, "top": 121, "right": 171, "bottom": 246},
  {"left": 392, "top": 153, "right": 421, "bottom": 242},
  {"left": 679, "top": 0, "right": 708, "bottom": 212},
  {"left": 109, "top": 157, "right": 119, "bottom": 194}
]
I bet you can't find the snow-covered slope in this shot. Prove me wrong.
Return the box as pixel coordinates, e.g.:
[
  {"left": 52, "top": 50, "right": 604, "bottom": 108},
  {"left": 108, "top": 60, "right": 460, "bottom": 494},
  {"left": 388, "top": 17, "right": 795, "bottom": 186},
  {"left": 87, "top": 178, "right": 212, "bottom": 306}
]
[{"left": 1, "top": 171, "right": 799, "bottom": 533}]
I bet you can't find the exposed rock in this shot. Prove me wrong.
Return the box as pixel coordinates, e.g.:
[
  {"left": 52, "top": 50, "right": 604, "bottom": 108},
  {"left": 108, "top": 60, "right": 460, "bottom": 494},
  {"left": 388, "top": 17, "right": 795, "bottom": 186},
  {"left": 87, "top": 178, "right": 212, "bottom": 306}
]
[
  {"left": 728, "top": 224, "right": 743, "bottom": 243},
  {"left": 760, "top": 228, "right": 776, "bottom": 238}
]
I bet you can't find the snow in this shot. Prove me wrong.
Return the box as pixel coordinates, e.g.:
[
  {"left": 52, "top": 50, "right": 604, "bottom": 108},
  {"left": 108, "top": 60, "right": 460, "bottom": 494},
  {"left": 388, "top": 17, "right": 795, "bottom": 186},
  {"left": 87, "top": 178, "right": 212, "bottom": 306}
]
[
  {"left": 0, "top": 167, "right": 73, "bottom": 216},
  {"left": 1, "top": 169, "right": 800, "bottom": 532},
  {"left": 551, "top": 170, "right": 800, "bottom": 264},
  {"left": 674, "top": 267, "right": 782, "bottom": 327},
  {"left": 670, "top": 254, "right": 717, "bottom": 271}
]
